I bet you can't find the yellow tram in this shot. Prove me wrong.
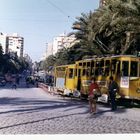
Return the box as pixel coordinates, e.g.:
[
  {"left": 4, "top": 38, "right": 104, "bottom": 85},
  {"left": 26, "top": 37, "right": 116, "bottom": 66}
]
[{"left": 54, "top": 55, "right": 140, "bottom": 102}]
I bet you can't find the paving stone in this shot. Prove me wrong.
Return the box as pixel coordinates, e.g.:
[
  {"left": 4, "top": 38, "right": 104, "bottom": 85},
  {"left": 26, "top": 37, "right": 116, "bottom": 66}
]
[{"left": 0, "top": 87, "right": 140, "bottom": 134}]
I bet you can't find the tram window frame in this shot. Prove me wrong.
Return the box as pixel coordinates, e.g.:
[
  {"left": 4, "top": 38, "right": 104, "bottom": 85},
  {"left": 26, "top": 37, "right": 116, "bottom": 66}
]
[
  {"left": 96, "top": 61, "right": 99, "bottom": 67},
  {"left": 100, "top": 60, "right": 104, "bottom": 67},
  {"left": 122, "top": 61, "right": 129, "bottom": 76},
  {"left": 130, "top": 61, "right": 138, "bottom": 77},
  {"left": 117, "top": 60, "right": 120, "bottom": 75},
  {"left": 95, "top": 60, "right": 104, "bottom": 76},
  {"left": 75, "top": 69, "right": 77, "bottom": 76},
  {"left": 78, "top": 69, "right": 81, "bottom": 77},
  {"left": 56, "top": 67, "right": 66, "bottom": 77},
  {"left": 68, "top": 68, "right": 74, "bottom": 78},
  {"left": 104, "top": 60, "right": 110, "bottom": 76},
  {"left": 111, "top": 59, "right": 117, "bottom": 74},
  {"left": 79, "top": 63, "right": 82, "bottom": 66},
  {"left": 87, "top": 62, "right": 90, "bottom": 67}
]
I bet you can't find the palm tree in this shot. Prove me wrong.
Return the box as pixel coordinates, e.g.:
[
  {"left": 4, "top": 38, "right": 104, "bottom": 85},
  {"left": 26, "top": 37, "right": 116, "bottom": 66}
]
[
  {"left": 94, "top": 0, "right": 140, "bottom": 54},
  {"left": 73, "top": 12, "right": 104, "bottom": 55},
  {"left": 73, "top": 0, "right": 140, "bottom": 56}
]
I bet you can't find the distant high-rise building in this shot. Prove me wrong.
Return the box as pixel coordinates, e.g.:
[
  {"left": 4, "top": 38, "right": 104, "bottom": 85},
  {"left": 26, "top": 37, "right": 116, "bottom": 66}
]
[
  {"left": 52, "top": 33, "right": 77, "bottom": 55},
  {"left": 0, "top": 33, "right": 24, "bottom": 57},
  {"left": 7, "top": 33, "right": 24, "bottom": 57},
  {"left": 46, "top": 43, "right": 53, "bottom": 57},
  {"left": 0, "top": 33, "right": 8, "bottom": 54}
]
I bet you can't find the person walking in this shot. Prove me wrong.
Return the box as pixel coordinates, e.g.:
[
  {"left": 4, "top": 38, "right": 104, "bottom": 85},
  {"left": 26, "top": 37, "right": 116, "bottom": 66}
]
[
  {"left": 108, "top": 76, "right": 119, "bottom": 111},
  {"left": 88, "top": 77, "right": 100, "bottom": 114}
]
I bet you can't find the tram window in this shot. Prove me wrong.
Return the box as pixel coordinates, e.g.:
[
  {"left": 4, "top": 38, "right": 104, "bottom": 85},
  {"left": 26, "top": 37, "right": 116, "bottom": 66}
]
[
  {"left": 69, "top": 69, "right": 74, "bottom": 78},
  {"left": 111, "top": 59, "right": 117, "bottom": 74},
  {"left": 91, "top": 61, "right": 94, "bottom": 67},
  {"left": 95, "top": 68, "right": 102, "bottom": 76},
  {"left": 99, "top": 68, "right": 104, "bottom": 75},
  {"left": 105, "top": 67, "right": 109, "bottom": 76},
  {"left": 83, "top": 62, "right": 86, "bottom": 67},
  {"left": 82, "top": 69, "right": 90, "bottom": 76},
  {"left": 95, "top": 68, "right": 99, "bottom": 76},
  {"left": 83, "top": 69, "right": 86, "bottom": 76},
  {"left": 105, "top": 60, "right": 110, "bottom": 76},
  {"left": 130, "top": 61, "right": 138, "bottom": 77},
  {"left": 87, "top": 62, "right": 90, "bottom": 67},
  {"left": 96, "top": 61, "right": 99, "bottom": 67},
  {"left": 105, "top": 60, "right": 110, "bottom": 66},
  {"left": 100, "top": 60, "right": 104, "bottom": 67},
  {"left": 91, "top": 68, "right": 95, "bottom": 76},
  {"left": 122, "top": 61, "right": 129, "bottom": 76},
  {"left": 86, "top": 68, "right": 90, "bottom": 76}
]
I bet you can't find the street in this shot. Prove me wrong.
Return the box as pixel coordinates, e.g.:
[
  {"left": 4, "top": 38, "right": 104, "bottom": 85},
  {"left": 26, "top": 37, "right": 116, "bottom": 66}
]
[{"left": 0, "top": 81, "right": 140, "bottom": 134}]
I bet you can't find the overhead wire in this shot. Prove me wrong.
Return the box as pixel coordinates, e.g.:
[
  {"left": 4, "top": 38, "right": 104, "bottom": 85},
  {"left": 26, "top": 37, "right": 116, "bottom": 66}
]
[
  {"left": 0, "top": 0, "right": 76, "bottom": 23},
  {"left": 45, "top": 0, "right": 75, "bottom": 22}
]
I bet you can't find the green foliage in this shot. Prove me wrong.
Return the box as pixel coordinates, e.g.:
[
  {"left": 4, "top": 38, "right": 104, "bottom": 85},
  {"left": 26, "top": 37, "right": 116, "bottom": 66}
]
[
  {"left": 42, "top": 0, "right": 140, "bottom": 70},
  {"left": 73, "top": 0, "right": 140, "bottom": 55},
  {"left": 0, "top": 52, "right": 30, "bottom": 74}
]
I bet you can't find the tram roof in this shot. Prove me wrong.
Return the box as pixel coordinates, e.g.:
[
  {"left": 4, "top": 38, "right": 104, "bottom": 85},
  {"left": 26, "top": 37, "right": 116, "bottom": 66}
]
[{"left": 77, "top": 55, "right": 139, "bottom": 62}]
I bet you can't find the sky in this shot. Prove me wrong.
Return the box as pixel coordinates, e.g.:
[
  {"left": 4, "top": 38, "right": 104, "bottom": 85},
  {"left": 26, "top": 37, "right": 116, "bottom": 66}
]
[{"left": 0, "top": 0, "right": 99, "bottom": 62}]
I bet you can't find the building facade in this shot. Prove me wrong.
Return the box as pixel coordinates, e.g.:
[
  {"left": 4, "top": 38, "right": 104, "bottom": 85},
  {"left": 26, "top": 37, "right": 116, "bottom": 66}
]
[
  {"left": 0, "top": 33, "right": 8, "bottom": 54},
  {"left": 46, "top": 33, "right": 77, "bottom": 58},
  {"left": 0, "top": 33, "right": 24, "bottom": 57},
  {"left": 46, "top": 43, "right": 53, "bottom": 57},
  {"left": 8, "top": 33, "right": 24, "bottom": 57}
]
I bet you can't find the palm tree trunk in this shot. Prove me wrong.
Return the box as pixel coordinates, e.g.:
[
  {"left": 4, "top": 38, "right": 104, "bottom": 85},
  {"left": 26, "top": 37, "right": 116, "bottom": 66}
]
[{"left": 121, "top": 32, "right": 131, "bottom": 54}]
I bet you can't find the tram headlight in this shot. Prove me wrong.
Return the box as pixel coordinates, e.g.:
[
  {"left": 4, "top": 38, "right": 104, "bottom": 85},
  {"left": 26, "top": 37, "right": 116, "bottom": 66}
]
[{"left": 136, "top": 88, "right": 140, "bottom": 93}]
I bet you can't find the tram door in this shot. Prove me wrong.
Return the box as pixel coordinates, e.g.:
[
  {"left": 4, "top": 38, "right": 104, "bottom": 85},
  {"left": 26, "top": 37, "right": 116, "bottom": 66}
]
[
  {"left": 65, "top": 66, "right": 75, "bottom": 90},
  {"left": 77, "top": 68, "right": 82, "bottom": 91}
]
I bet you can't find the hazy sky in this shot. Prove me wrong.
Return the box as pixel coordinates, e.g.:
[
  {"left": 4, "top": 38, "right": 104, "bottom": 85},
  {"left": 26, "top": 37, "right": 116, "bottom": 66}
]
[{"left": 0, "top": 0, "right": 99, "bottom": 62}]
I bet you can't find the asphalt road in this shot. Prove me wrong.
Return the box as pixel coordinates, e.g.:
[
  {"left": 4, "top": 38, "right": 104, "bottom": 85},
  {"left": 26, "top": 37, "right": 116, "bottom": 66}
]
[{"left": 0, "top": 81, "right": 140, "bottom": 134}]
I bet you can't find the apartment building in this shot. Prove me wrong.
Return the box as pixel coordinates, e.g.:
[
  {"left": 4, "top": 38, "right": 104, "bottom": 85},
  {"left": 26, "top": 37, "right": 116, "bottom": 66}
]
[
  {"left": 46, "top": 43, "right": 53, "bottom": 57},
  {"left": 8, "top": 33, "right": 24, "bottom": 57},
  {"left": 46, "top": 33, "right": 77, "bottom": 57},
  {"left": 0, "top": 33, "right": 8, "bottom": 54},
  {"left": 0, "top": 33, "right": 24, "bottom": 57}
]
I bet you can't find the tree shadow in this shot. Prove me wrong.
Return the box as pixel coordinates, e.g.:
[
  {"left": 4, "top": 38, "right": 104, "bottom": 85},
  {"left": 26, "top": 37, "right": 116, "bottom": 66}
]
[{"left": 0, "top": 97, "right": 89, "bottom": 115}]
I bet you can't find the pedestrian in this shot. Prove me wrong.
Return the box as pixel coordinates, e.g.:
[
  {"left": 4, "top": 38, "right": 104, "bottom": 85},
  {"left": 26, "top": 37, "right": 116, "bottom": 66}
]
[
  {"left": 35, "top": 78, "right": 39, "bottom": 88},
  {"left": 88, "top": 77, "right": 100, "bottom": 114},
  {"left": 108, "top": 76, "right": 119, "bottom": 111}
]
